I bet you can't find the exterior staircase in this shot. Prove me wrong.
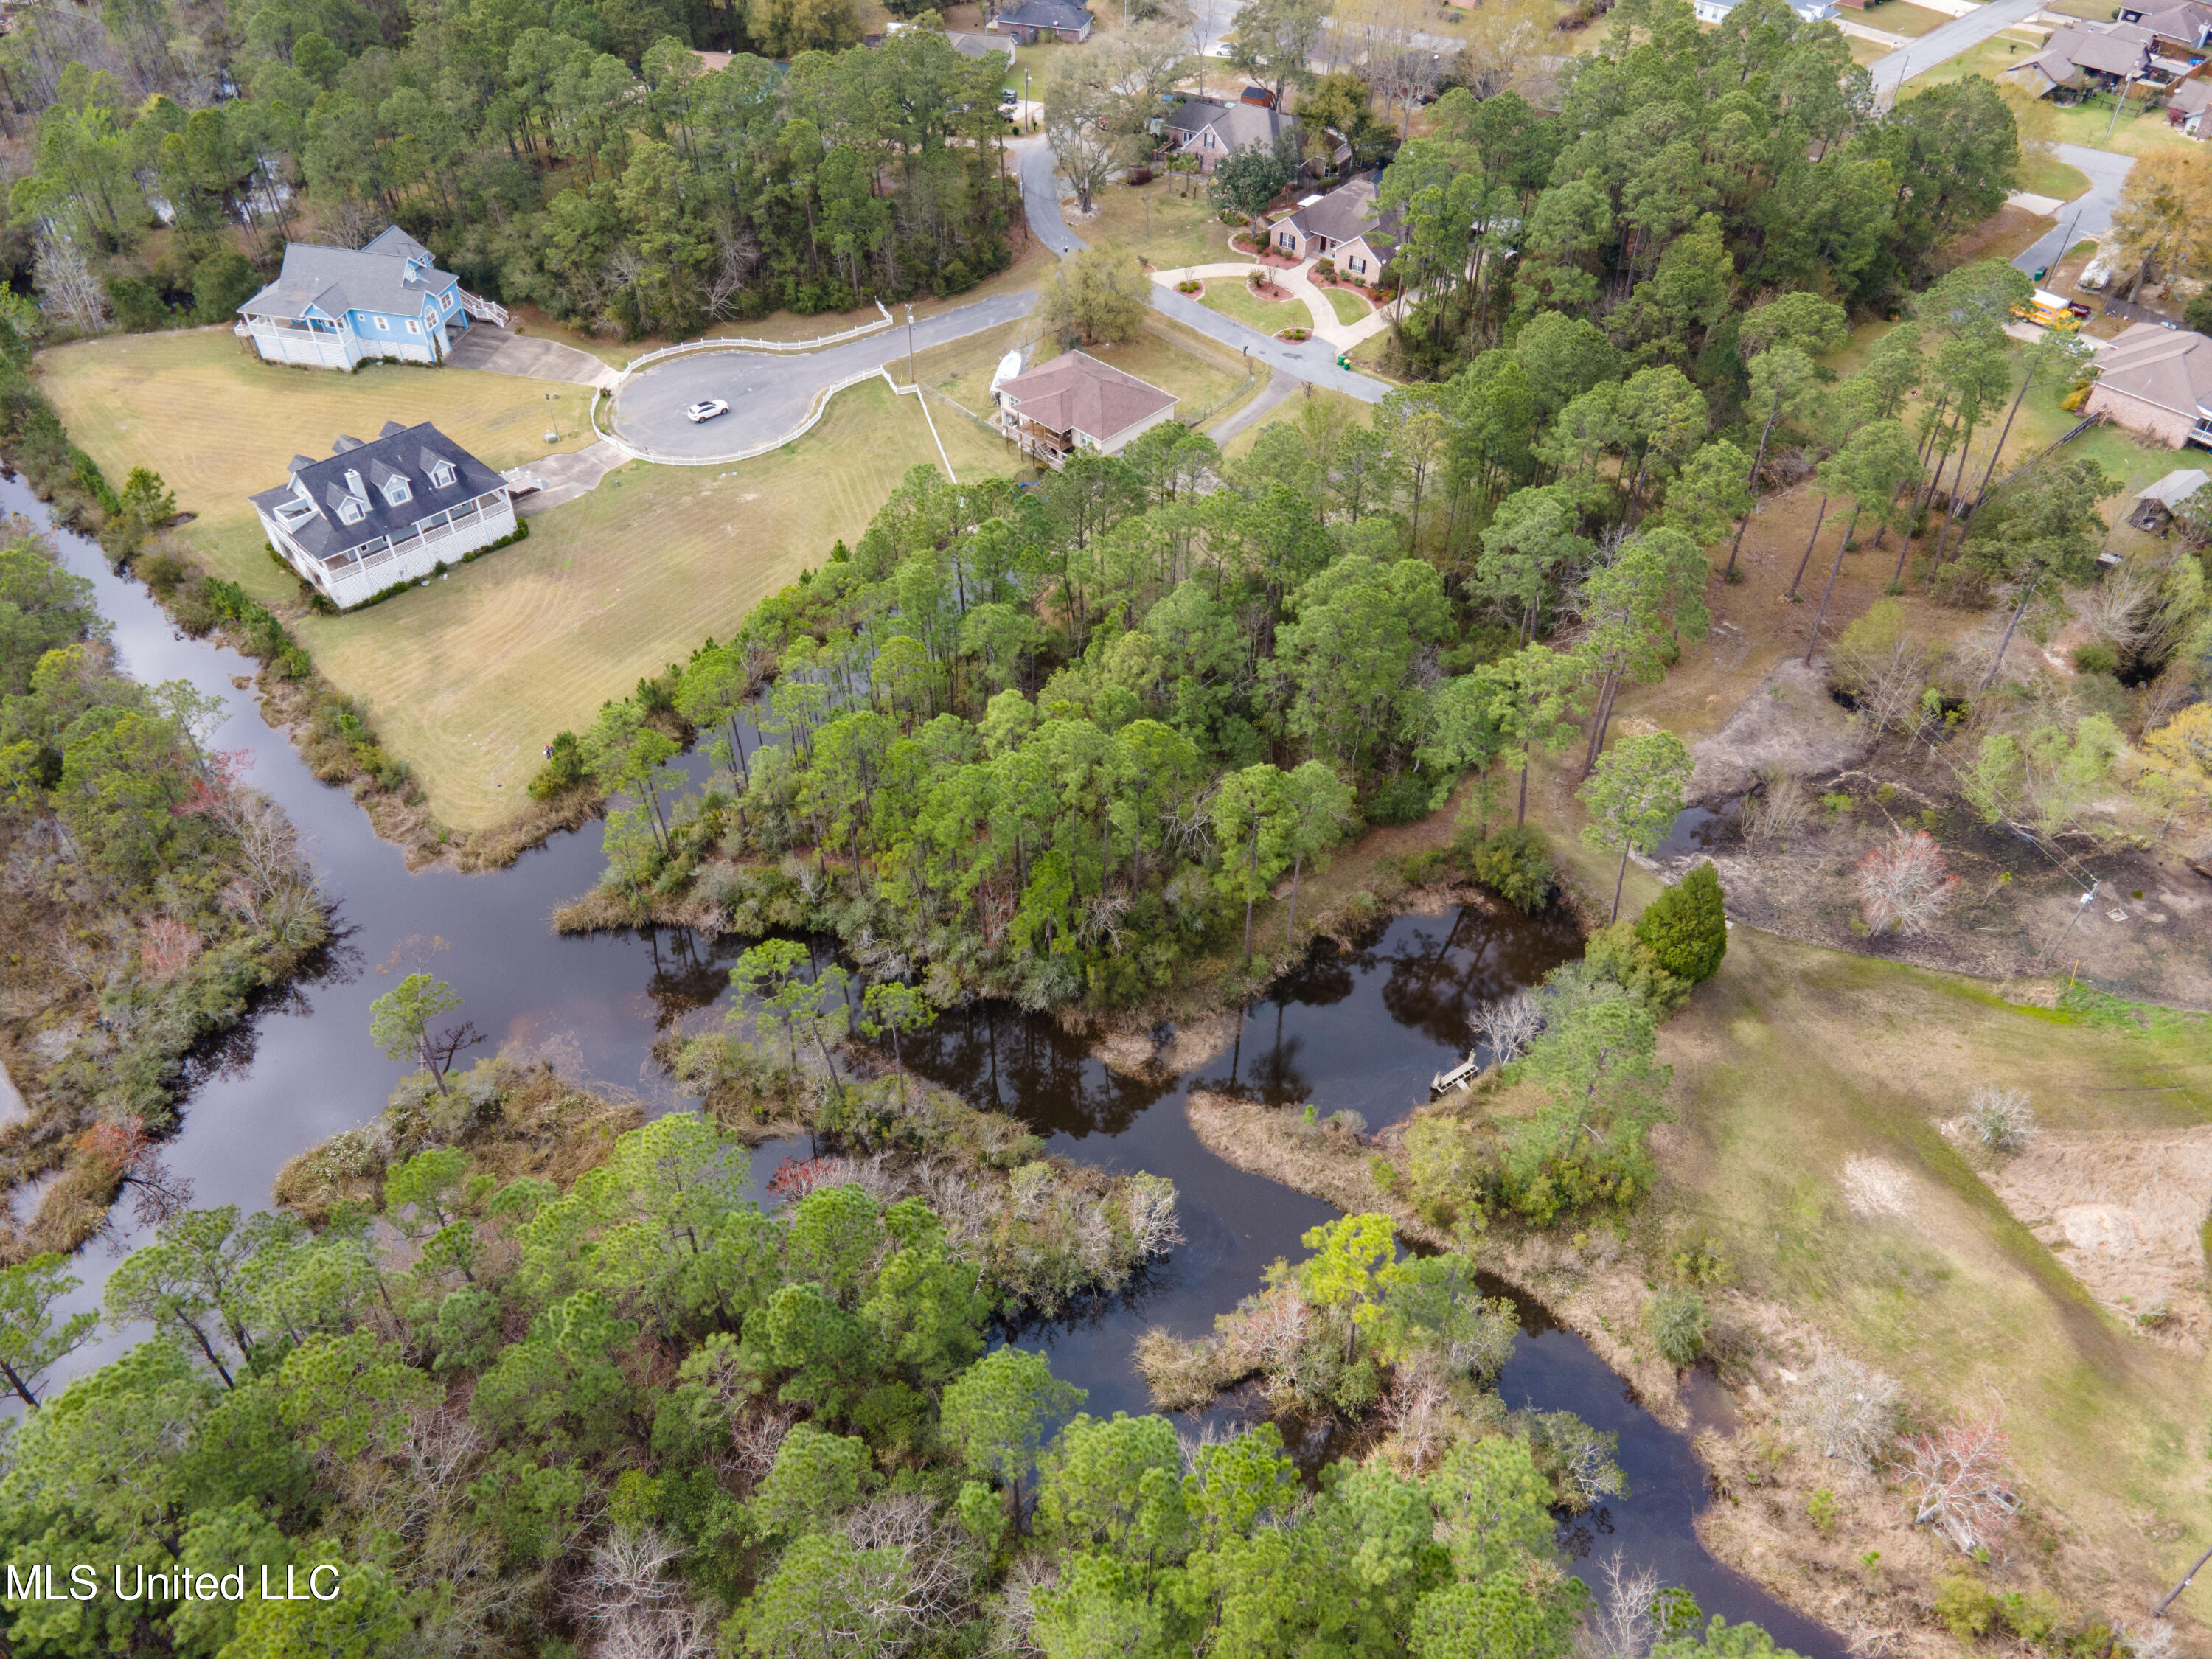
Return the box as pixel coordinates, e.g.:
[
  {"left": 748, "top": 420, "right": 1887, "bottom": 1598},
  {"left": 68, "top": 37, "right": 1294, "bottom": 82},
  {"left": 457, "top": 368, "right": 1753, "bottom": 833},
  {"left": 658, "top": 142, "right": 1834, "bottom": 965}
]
[{"left": 457, "top": 288, "right": 511, "bottom": 328}]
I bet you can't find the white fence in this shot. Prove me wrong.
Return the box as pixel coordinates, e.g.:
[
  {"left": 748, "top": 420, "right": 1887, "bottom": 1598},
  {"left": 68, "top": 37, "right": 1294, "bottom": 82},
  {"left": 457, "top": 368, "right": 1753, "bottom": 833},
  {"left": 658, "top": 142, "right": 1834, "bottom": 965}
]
[
  {"left": 591, "top": 364, "right": 956, "bottom": 481},
  {"left": 619, "top": 302, "right": 896, "bottom": 375}
]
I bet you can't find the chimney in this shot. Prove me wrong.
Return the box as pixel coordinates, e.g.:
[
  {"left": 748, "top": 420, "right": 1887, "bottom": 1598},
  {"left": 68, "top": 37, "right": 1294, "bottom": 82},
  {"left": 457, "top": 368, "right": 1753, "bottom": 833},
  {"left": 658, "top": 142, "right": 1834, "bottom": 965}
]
[{"left": 344, "top": 469, "right": 366, "bottom": 502}]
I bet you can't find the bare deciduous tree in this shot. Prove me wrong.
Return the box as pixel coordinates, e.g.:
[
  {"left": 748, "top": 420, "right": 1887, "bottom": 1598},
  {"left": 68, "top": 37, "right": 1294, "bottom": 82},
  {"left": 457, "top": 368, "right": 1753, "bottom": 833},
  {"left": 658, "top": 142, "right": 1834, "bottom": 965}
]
[
  {"left": 1576, "top": 1550, "right": 1660, "bottom": 1659},
  {"left": 1900, "top": 1413, "right": 2017, "bottom": 1554},
  {"left": 570, "top": 1528, "right": 717, "bottom": 1659},
  {"left": 1470, "top": 991, "right": 1545, "bottom": 1064},
  {"left": 1743, "top": 765, "right": 1809, "bottom": 849},
  {"left": 1854, "top": 829, "right": 1962, "bottom": 936},
  {"left": 1381, "top": 1366, "right": 1453, "bottom": 1474},
  {"left": 1796, "top": 1353, "right": 1900, "bottom": 1472}
]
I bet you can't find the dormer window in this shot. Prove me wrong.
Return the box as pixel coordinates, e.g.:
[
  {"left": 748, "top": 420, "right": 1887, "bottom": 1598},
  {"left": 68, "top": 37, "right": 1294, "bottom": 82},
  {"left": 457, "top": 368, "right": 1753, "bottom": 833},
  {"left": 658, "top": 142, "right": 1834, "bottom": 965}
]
[
  {"left": 380, "top": 476, "right": 411, "bottom": 507},
  {"left": 429, "top": 460, "right": 455, "bottom": 489},
  {"left": 338, "top": 498, "right": 364, "bottom": 524}
]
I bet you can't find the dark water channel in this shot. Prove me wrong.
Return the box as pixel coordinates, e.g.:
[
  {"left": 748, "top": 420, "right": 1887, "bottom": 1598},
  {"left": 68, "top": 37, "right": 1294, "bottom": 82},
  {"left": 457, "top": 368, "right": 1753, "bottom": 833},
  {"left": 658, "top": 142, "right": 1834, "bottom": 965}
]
[{"left": 13, "top": 476, "right": 1844, "bottom": 1657}]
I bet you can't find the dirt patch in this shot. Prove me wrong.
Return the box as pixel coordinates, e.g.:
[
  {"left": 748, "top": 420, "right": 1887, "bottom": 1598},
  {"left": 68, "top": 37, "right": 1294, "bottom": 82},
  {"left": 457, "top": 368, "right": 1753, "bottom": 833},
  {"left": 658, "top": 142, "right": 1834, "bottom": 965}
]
[
  {"left": 1841, "top": 1155, "right": 1913, "bottom": 1218},
  {"left": 1687, "top": 655, "right": 1874, "bottom": 802},
  {"left": 1974, "top": 1127, "right": 2212, "bottom": 1354}
]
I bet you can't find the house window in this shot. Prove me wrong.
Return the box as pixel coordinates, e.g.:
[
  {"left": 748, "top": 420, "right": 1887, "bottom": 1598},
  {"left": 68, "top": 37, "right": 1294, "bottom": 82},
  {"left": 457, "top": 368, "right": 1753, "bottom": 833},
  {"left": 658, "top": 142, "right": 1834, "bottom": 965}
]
[
  {"left": 1351, "top": 256, "right": 1365, "bottom": 274},
  {"left": 374, "top": 316, "right": 390, "bottom": 331},
  {"left": 408, "top": 319, "right": 421, "bottom": 333},
  {"left": 431, "top": 462, "right": 455, "bottom": 488},
  {"left": 338, "top": 498, "right": 363, "bottom": 524},
  {"left": 382, "top": 478, "right": 412, "bottom": 507}
]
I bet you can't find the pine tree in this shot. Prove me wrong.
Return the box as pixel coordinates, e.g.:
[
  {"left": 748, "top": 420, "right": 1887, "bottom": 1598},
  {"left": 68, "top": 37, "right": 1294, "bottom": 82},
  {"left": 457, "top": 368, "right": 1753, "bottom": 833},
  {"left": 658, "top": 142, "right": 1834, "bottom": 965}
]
[{"left": 1635, "top": 861, "right": 1727, "bottom": 984}]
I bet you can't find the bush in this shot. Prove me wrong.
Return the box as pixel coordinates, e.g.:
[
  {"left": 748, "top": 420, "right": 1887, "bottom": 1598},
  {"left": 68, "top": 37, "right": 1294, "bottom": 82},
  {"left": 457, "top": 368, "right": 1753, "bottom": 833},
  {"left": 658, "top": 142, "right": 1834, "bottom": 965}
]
[
  {"left": 1464, "top": 826, "right": 1555, "bottom": 912},
  {"left": 1644, "top": 1288, "right": 1707, "bottom": 1368},
  {"left": 192, "top": 251, "right": 262, "bottom": 323},
  {"left": 1363, "top": 770, "right": 1434, "bottom": 826},
  {"left": 529, "top": 731, "right": 591, "bottom": 801},
  {"left": 2070, "top": 641, "right": 2119, "bottom": 675},
  {"left": 1934, "top": 1576, "right": 1997, "bottom": 1642},
  {"left": 1581, "top": 923, "right": 1691, "bottom": 1015},
  {"left": 1635, "top": 862, "right": 1727, "bottom": 983},
  {"left": 1126, "top": 166, "right": 1153, "bottom": 186},
  {"left": 2185, "top": 291, "right": 2212, "bottom": 336}
]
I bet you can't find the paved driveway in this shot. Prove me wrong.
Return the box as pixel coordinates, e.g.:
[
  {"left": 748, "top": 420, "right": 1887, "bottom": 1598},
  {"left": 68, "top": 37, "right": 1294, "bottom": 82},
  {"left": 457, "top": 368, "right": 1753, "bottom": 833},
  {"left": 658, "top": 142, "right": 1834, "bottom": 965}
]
[
  {"left": 2011, "top": 143, "right": 2138, "bottom": 280},
  {"left": 445, "top": 324, "right": 618, "bottom": 389},
  {"left": 611, "top": 293, "right": 1034, "bottom": 459},
  {"left": 1019, "top": 139, "right": 1394, "bottom": 404},
  {"left": 1866, "top": 0, "right": 2047, "bottom": 94}
]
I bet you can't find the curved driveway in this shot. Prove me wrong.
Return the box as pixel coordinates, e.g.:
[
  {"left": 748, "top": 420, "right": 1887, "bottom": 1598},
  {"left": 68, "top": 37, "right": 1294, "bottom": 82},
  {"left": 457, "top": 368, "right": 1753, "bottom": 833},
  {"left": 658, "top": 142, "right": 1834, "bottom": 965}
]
[
  {"left": 1018, "top": 136, "right": 1393, "bottom": 406},
  {"left": 612, "top": 292, "right": 1034, "bottom": 458}
]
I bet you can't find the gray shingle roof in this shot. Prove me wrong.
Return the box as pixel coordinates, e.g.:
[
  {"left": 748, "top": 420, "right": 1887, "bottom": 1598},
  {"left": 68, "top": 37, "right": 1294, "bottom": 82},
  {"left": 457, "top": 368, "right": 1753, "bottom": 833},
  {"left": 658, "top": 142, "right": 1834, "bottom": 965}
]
[
  {"left": 1281, "top": 174, "right": 1403, "bottom": 260},
  {"left": 2040, "top": 21, "right": 2153, "bottom": 76},
  {"left": 1165, "top": 98, "right": 1300, "bottom": 153},
  {"left": 995, "top": 0, "right": 1093, "bottom": 29},
  {"left": 2094, "top": 322, "right": 2212, "bottom": 419},
  {"left": 250, "top": 421, "right": 507, "bottom": 561},
  {"left": 239, "top": 238, "right": 457, "bottom": 323}
]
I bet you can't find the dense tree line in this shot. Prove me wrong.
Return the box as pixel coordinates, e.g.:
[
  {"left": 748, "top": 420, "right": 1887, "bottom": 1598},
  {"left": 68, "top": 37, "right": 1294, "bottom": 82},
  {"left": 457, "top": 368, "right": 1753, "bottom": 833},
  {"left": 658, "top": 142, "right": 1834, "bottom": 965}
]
[
  {"left": 3, "top": 1, "right": 1020, "bottom": 337},
  {"left": 0, "top": 1065, "right": 1799, "bottom": 1659},
  {"left": 0, "top": 529, "right": 327, "bottom": 1259},
  {"left": 1377, "top": 0, "right": 2020, "bottom": 377}
]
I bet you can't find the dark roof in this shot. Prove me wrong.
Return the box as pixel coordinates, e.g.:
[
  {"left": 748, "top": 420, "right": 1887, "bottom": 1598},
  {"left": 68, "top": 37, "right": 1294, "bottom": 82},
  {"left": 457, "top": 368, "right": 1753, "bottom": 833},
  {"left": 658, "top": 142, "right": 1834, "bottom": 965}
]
[
  {"left": 239, "top": 237, "right": 458, "bottom": 321},
  {"left": 249, "top": 421, "right": 507, "bottom": 560},
  {"left": 995, "top": 0, "right": 1092, "bottom": 28},
  {"left": 1164, "top": 97, "right": 1300, "bottom": 150}
]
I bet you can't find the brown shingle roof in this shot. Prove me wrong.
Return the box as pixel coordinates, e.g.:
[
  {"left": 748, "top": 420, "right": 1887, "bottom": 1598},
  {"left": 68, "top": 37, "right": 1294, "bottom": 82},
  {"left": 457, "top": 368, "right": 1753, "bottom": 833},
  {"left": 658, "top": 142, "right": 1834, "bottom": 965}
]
[
  {"left": 2095, "top": 322, "right": 2212, "bottom": 419},
  {"left": 2040, "top": 21, "right": 2153, "bottom": 75},
  {"left": 1165, "top": 99, "right": 1300, "bottom": 153},
  {"left": 998, "top": 352, "right": 1178, "bottom": 444}
]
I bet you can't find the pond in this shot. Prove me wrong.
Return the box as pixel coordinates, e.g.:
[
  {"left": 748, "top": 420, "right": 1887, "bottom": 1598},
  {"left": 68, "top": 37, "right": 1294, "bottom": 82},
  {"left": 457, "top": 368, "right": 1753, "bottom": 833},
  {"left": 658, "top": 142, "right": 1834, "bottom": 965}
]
[{"left": 13, "top": 476, "right": 1845, "bottom": 1657}]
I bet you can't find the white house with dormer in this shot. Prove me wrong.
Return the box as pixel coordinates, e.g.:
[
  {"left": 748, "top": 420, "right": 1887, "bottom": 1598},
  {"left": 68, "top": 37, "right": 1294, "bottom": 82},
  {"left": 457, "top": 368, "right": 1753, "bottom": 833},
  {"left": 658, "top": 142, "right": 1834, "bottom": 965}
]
[
  {"left": 250, "top": 421, "right": 517, "bottom": 608},
  {"left": 234, "top": 226, "right": 509, "bottom": 371}
]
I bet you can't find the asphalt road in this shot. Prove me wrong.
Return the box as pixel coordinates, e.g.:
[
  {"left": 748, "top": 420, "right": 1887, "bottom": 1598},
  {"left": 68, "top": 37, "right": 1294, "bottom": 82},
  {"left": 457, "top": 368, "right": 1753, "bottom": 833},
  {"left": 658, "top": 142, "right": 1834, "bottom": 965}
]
[
  {"left": 2010, "top": 143, "right": 2138, "bottom": 281},
  {"left": 1866, "top": 0, "right": 2047, "bottom": 95},
  {"left": 1018, "top": 137, "right": 1394, "bottom": 405},
  {"left": 611, "top": 293, "right": 1035, "bottom": 458}
]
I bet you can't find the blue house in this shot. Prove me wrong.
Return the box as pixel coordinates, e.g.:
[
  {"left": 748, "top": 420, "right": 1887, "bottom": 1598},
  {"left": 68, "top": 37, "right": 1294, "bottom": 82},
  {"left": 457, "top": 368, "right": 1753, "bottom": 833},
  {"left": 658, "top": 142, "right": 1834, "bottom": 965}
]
[{"left": 235, "top": 226, "right": 509, "bottom": 370}]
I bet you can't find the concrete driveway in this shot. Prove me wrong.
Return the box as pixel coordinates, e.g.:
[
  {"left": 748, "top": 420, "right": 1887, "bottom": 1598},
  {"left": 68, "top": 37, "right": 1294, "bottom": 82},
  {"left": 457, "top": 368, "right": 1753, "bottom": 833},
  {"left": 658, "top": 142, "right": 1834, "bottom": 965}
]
[
  {"left": 611, "top": 293, "right": 1034, "bottom": 459},
  {"left": 445, "top": 324, "right": 619, "bottom": 389}
]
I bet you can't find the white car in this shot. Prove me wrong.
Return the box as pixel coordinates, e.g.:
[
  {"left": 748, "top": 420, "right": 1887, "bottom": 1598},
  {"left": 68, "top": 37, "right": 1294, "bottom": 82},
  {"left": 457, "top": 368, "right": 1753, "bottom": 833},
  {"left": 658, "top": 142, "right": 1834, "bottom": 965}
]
[{"left": 685, "top": 399, "right": 729, "bottom": 423}]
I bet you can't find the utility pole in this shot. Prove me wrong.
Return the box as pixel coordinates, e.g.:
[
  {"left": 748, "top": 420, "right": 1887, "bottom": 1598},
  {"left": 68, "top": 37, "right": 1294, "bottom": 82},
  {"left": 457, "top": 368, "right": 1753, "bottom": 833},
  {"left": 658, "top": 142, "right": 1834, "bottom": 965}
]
[
  {"left": 905, "top": 302, "right": 917, "bottom": 389},
  {"left": 2104, "top": 71, "right": 2136, "bottom": 143},
  {"left": 2041, "top": 880, "right": 2098, "bottom": 965}
]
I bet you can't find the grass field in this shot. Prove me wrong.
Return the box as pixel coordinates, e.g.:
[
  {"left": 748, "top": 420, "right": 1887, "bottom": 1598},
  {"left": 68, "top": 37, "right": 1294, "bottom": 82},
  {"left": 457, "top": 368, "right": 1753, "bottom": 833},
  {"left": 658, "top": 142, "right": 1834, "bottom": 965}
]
[
  {"left": 2017, "top": 152, "right": 2093, "bottom": 200},
  {"left": 1200, "top": 276, "right": 1305, "bottom": 335},
  {"left": 1322, "top": 286, "right": 1374, "bottom": 325},
  {"left": 1860, "top": 0, "right": 1955, "bottom": 35},
  {"left": 1916, "top": 41, "right": 2199, "bottom": 156},
  {"left": 293, "top": 379, "right": 960, "bottom": 832},
  {"left": 1083, "top": 181, "right": 1236, "bottom": 273},
  {"left": 41, "top": 328, "right": 599, "bottom": 608}
]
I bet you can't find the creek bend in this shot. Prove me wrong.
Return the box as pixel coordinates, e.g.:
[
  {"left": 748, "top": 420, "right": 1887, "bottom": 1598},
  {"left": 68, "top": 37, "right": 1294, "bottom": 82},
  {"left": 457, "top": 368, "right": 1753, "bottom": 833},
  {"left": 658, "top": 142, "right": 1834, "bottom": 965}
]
[{"left": 17, "top": 475, "right": 1845, "bottom": 1658}]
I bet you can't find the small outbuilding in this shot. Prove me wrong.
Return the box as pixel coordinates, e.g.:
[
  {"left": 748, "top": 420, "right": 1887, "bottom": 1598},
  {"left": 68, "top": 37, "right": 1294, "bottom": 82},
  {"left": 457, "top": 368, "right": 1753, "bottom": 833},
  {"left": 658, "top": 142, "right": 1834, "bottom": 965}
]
[{"left": 2128, "top": 467, "right": 2210, "bottom": 530}]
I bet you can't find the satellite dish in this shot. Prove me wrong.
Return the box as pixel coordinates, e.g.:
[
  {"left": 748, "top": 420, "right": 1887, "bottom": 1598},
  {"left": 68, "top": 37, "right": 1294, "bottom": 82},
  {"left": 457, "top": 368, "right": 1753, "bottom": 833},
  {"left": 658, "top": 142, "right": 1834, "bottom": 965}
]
[{"left": 989, "top": 349, "right": 1024, "bottom": 394}]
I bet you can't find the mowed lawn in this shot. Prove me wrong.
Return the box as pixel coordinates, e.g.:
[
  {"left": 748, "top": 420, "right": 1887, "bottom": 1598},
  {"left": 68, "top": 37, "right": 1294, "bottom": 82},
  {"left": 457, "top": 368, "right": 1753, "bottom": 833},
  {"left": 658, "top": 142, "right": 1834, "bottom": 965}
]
[
  {"left": 41, "top": 328, "right": 598, "bottom": 608},
  {"left": 1200, "top": 276, "right": 1305, "bottom": 336},
  {"left": 1084, "top": 181, "right": 1236, "bottom": 273},
  {"left": 294, "top": 378, "right": 962, "bottom": 831}
]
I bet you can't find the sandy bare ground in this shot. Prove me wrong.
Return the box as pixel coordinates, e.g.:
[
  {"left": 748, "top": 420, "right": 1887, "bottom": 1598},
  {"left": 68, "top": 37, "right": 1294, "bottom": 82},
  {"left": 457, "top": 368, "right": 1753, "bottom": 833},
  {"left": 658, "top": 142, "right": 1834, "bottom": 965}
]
[{"left": 1974, "top": 1127, "right": 2212, "bottom": 1354}]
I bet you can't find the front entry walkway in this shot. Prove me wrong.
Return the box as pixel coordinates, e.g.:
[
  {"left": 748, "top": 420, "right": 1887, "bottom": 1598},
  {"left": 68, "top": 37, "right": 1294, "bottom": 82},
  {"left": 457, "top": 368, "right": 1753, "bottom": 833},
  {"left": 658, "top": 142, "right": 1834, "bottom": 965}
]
[{"left": 1149, "top": 257, "right": 1395, "bottom": 352}]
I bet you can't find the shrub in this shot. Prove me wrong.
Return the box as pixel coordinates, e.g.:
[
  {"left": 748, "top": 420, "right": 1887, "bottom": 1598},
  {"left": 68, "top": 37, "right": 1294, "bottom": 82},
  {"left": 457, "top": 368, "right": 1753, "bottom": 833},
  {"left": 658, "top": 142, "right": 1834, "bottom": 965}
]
[
  {"left": 529, "top": 731, "right": 591, "bottom": 801},
  {"left": 1934, "top": 1576, "right": 1997, "bottom": 1642},
  {"left": 1580, "top": 923, "right": 1691, "bottom": 1015},
  {"left": 1127, "top": 166, "right": 1153, "bottom": 185},
  {"left": 1854, "top": 829, "right": 1961, "bottom": 936},
  {"left": 1964, "top": 1083, "right": 2036, "bottom": 1152},
  {"left": 1363, "top": 770, "right": 1434, "bottom": 826},
  {"left": 2070, "top": 641, "right": 2119, "bottom": 676},
  {"left": 1635, "top": 862, "right": 1727, "bottom": 983},
  {"left": 1807, "top": 1487, "right": 1838, "bottom": 1538},
  {"left": 1644, "top": 1289, "right": 1707, "bottom": 1368},
  {"left": 1464, "top": 826, "right": 1555, "bottom": 912}
]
